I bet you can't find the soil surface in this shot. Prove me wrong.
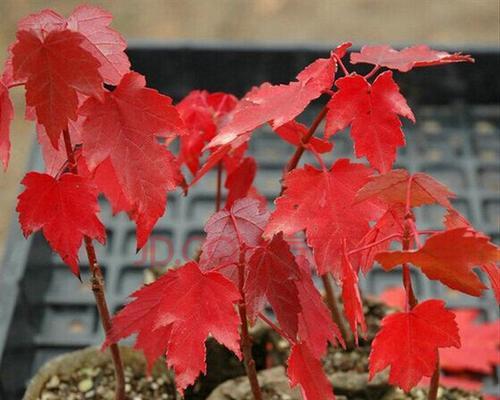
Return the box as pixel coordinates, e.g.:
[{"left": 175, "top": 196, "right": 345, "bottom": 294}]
[{"left": 36, "top": 363, "right": 176, "bottom": 400}]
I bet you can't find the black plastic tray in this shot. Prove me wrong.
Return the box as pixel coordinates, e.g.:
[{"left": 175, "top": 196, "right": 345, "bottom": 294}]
[{"left": 0, "top": 43, "right": 498, "bottom": 399}]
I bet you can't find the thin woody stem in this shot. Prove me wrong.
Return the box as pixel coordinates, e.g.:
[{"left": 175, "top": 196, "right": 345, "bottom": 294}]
[
  {"left": 62, "top": 129, "right": 126, "bottom": 400},
  {"left": 347, "top": 233, "right": 402, "bottom": 256},
  {"left": 280, "top": 104, "right": 351, "bottom": 339},
  {"left": 403, "top": 175, "right": 439, "bottom": 399},
  {"left": 237, "top": 256, "right": 263, "bottom": 400},
  {"left": 258, "top": 312, "right": 294, "bottom": 344},
  {"left": 282, "top": 105, "right": 329, "bottom": 180},
  {"left": 321, "top": 273, "right": 351, "bottom": 346}
]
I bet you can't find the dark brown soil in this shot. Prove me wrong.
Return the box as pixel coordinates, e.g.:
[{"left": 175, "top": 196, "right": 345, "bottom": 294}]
[{"left": 36, "top": 363, "right": 177, "bottom": 400}]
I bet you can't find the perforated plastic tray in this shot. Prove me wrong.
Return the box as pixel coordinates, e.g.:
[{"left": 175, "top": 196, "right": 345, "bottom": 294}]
[{"left": 0, "top": 43, "right": 498, "bottom": 399}]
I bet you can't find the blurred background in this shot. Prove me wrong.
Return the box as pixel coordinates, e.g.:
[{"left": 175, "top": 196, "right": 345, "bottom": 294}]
[{"left": 0, "top": 0, "right": 498, "bottom": 258}]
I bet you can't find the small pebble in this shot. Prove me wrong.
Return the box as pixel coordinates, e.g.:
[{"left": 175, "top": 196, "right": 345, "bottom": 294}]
[{"left": 78, "top": 378, "right": 93, "bottom": 393}]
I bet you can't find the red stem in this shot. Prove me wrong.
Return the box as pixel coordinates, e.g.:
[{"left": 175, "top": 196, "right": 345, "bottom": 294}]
[
  {"left": 237, "top": 256, "right": 263, "bottom": 400},
  {"left": 347, "top": 233, "right": 402, "bottom": 256},
  {"left": 282, "top": 105, "right": 329, "bottom": 178},
  {"left": 333, "top": 54, "right": 350, "bottom": 76},
  {"left": 364, "top": 65, "right": 381, "bottom": 80},
  {"left": 402, "top": 176, "right": 439, "bottom": 398},
  {"left": 321, "top": 273, "right": 351, "bottom": 347},
  {"left": 258, "top": 312, "right": 294, "bottom": 344},
  {"left": 62, "top": 129, "right": 125, "bottom": 400}
]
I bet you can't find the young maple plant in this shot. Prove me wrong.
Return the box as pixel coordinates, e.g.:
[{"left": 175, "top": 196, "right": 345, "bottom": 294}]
[
  {"left": 1, "top": 6, "right": 498, "bottom": 400},
  {"left": 1, "top": 6, "right": 183, "bottom": 400},
  {"left": 103, "top": 43, "right": 498, "bottom": 400}
]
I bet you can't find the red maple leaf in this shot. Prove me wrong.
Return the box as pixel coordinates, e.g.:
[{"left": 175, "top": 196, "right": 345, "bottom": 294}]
[
  {"left": 443, "top": 209, "right": 500, "bottom": 303},
  {"left": 12, "top": 29, "right": 104, "bottom": 147},
  {"left": 295, "top": 256, "right": 344, "bottom": 358},
  {"left": 224, "top": 157, "right": 258, "bottom": 209},
  {"left": 341, "top": 245, "right": 367, "bottom": 344},
  {"left": 66, "top": 5, "right": 131, "bottom": 85},
  {"left": 287, "top": 342, "right": 334, "bottom": 400},
  {"left": 105, "top": 261, "right": 241, "bottom": 394},
  {"left": 350, "top": 45, "right": 473, "bottom": 72},
  {"left": 0, "top": 80, "right": 14, "bottom": 170},
  {"left": 274, "top": 120, "right": 333, "bottom": 154},
  {"left": 203, "top": 53, "right": 336, "bottom": 157},
  {"left": 356, "top": 204, "right": 405, "bottom": 274},
  {"left": 244, "top": 234, "right": 301, "bottom": 338},
  {"left": 376, "top": 228, "right": 499, "bottom": 296},
  {"left": 355, "top": 169, "right": 455, "bottom": 209},
  {"left": 6, "top": 6, "right": 129, "bottom": 86},
  {"left": 200, "top": 198, "right": 269, "bottom": 275},
  {"left": 440, "top": 309, "right": 500, "bottom": 374},
  {"left": 369, "top": 299, "right": 460, "bottom": 392},
  {"left": 36, "top": 116, "right": 84, "bottom": 176},
  {"left": 177, "top": 90, "right": 238, "bottom": 175},
  {"left": 16, "top": 172, "right": 106, "bottom": 276},
  {"left": 325, "top": 71, "right": 415, "bottom": 172},
  {"left": 265, "top": 159, "right": 382, "bottom": 277},
  {"left": 79, "top": 72, "right": 184, "bottom": 249}
]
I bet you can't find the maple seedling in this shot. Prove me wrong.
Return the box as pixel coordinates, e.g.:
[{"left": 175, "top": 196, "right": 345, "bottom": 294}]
[
  {"left": 103, "top": 44, "right": 497, "bottom": 400},
  {"left": 1, "top": 6, "right": 184, "bottom": 400},
  {"left": 2, "top": 5, "right": 498, "bottom": 400}
]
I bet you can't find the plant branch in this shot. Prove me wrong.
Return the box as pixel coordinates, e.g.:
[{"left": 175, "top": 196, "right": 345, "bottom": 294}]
[
  {"left": 428, "top": 358, "right": 441, "bottom": 400},
  {"left": 258, "top": 312, "right": 294, "bottom": 344},
  {"left": 364, "top": 65, "right": 381, "bottom": 80},
  {"left": 237, "top": 257, "right": 263, "bottom": 400},
  {"left": 62, "top": 129, "right": 126, "bottom": 400},
  {"left": 333, "top": 54, "right": 350, "bottom": 76},
  {"left": 321, "top": 273, "right": 351, "bottom": 347},
  {"left": 347, "top": 233, "right": 402, "bottom": 256},
  {"left": 282, "top": 105, "right": 329, "bottom": 180}
]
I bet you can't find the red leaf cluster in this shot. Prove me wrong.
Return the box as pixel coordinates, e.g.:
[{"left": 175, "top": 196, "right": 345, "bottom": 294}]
[{"left": 3, "top": 12, "right": 490, "bottom": 398}]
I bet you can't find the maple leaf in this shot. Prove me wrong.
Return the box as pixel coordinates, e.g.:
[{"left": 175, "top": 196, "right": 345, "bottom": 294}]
[
  {"left": 36, "top": 117, "right": 84, "bottom": 176},
  {"left": 296, "top": 256, "right": 344, "bottom": 358},
  {"left": 78, "top": 156, "right": 132, "bottom": 215},
  {"left": 79, "top": 72, "right": 184, "bottom": 250},
  {"left": 341, "top": 246, "right": 367, "bottom": 344},
  {"left": 177, "top": 90, "right": 238, "bottom": 175},
  {"left": 287, "top": 342, "right": 334, "bottom": 400},
  {"left": 0, "top": 80, "right": 14, "bottom": 170},
  {"left": 66, "top": 5, "right": 131, "bottom": 85},
  {"left": 333, "top": 41, "right": 352, "bottom": 59},
  {"left": 105, "top": 261, "right": 241, "bottom": 394},
  {"left": 274, "top": 120, "right": 333, "bottom": 154},
  {"left": 369, "top": 299, "right": 460, "bottom": 392},
  {"left": 224, "top": 157, "right": 257, "bottom": 209},
  {"left": 350, "top": 45, "right": 473, "bottom": 72},
  {"left": 16, "top": 172, "right": 105, "bottom": 276},
  {"left": 356, "top": 204, "right": 405, "bottom": 274},
  {"left": 7, "top": 6, "right": 129, "bottom": 86},
  {"left": 12, "top": 29, "right": 104, "bottom": 147},
  {"left": 443, "top": 209, "right": 500, "bottom": 303},
  {"left": 244, "top": 234, "right": 301, "bottom": 338},
  {"left": 376, "top": 228, "right": 499, "bottom": 296},
  {"left": 204, "top": 53, "right": 336, "bottom": 156},
  {"left": 265, "top": 159, "right": 382, "bottom": 277},
  {"left": 200, "top": 198, "right": 269, "bottom": 276},
  {"left": 440, "top": 309, "right": 500, "bottom": 374},
  {"left": 325, "top": 71, "right": 415, "bottom": 172},
  {"left": 355, "top": 169, "right": 455, "bottom": 209}
]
